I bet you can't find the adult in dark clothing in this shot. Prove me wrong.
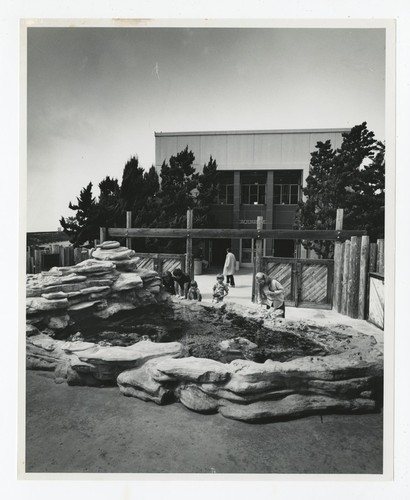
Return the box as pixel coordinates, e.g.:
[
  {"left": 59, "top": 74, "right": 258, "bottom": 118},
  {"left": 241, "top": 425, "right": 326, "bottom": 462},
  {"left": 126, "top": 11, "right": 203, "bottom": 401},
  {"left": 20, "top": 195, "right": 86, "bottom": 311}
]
[
  {"left": 172, "top": 268, "right": 190, "bottom": 299},
  {"left": 162, "top": 271, "right": 175, "bottom": 295}
]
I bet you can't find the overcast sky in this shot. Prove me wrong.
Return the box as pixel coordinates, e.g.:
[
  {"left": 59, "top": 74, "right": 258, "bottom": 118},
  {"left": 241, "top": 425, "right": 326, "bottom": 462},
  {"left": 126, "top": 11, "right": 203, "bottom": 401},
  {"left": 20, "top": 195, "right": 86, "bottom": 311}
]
[{"left": 27, "top": 26, "right": 386, "bottom": 232}]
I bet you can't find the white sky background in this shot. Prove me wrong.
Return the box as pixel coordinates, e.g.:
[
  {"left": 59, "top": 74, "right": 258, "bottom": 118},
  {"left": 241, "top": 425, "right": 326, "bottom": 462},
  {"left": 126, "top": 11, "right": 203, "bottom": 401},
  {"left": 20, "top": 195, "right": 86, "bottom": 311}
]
[{"left": 27, "top": 26, "right": 386, "bottom": 231}]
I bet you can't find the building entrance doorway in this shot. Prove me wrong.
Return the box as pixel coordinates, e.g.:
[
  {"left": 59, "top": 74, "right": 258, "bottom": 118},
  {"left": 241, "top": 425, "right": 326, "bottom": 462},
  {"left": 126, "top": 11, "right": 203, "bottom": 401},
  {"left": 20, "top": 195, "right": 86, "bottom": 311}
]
[
  {"left": 240, "top": 238, "right": 266, "bottom": 267},
  {"left": 210, "top": 239, "right": 231, "bottom": 267},
  {"left": 274, "top": 239, "right": 295, "bottom": 258}
]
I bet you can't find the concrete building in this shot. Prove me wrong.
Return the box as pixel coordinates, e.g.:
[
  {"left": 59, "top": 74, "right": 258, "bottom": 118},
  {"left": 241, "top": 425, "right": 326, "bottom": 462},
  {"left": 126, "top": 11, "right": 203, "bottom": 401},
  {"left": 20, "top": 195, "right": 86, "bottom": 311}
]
[{"left": 155, "top": 129, "right": 348, "bottom": 267}]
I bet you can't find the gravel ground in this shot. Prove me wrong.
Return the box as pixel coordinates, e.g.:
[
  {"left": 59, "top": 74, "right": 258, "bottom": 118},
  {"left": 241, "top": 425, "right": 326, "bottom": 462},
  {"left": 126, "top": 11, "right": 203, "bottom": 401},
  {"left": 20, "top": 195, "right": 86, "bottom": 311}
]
[{"left": 25, "top": 370, "right": 383, "bottom": 475}]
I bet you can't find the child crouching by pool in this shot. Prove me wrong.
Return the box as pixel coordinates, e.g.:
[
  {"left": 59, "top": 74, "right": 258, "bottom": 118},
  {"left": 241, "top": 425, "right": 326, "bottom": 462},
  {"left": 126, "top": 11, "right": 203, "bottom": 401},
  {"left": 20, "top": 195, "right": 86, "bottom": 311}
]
[
  {"left": 187, "top": 280, "right": 202, "bottom": 301},
  {"left": 212, "top": 273, "right": 229, "bottom": 303}
]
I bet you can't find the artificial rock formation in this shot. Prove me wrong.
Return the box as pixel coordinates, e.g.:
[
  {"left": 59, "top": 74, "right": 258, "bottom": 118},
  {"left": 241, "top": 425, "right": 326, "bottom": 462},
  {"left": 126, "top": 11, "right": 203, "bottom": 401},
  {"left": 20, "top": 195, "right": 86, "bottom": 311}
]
[
  {"left": 26, "top": 243, "right": 165, "bottom": 331},
  {"left": 26, "top": 328, "right": 383, "bottom": 422},
  {"left": 26, "top": 252, "right": 383, "bottom": 423}
]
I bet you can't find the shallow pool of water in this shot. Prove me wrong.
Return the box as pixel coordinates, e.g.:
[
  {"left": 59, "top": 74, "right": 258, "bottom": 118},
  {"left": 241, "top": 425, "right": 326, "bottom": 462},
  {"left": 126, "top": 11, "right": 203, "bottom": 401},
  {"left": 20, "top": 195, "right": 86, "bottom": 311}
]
[{"left": 55, "top": 303, "right": 330, "bottom": 363}]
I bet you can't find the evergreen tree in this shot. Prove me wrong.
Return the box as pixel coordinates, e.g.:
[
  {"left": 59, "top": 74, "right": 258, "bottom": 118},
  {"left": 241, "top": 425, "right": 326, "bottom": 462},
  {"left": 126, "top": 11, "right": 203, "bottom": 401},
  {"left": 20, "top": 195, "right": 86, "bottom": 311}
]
[
  {"left": 194, "top": 155, "right": 219, "bottom": 229},
  {"left": 119, "top": 156, "right": 145, "bottom": 213},
  {"left": 297, "top": 122, "right": 385, "bottom": 258},
  {"left": 60, "top": 182, "right": 99, "bottom": 246},
  {"left": 96, "top": 176, "right": 121, "bottom": 228}
]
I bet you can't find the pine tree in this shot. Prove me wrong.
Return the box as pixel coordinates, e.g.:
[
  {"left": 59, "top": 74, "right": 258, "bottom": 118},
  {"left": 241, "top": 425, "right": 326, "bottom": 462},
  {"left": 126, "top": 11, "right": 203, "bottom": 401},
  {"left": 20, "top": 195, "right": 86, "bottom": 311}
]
[
  {"left": 60, "top": 182, "right": 99, "bottom": 246},
  {"left": 119, "top": 156, "right": 145, "bottom": 214},
  {"left": 297, "top": 122, "right": 385, "bottom": 258},
  {"left": 97, "top": 176, "right": 121, "bottom": 228},
  {"left": 194, "top": 156, "right": 219, "bottom": 229}
]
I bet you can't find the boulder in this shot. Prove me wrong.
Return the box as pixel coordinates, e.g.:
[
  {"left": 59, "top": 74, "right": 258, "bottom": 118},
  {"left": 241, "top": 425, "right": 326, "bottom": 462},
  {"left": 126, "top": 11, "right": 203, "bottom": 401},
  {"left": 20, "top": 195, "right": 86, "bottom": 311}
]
[
  {"left": 153, "top": 357, "right": 231, "bottom": 384},
  {"left": 61, "top": 341, "right": 99, "bottom": 353},
  {"left": 26, "top": 324, "right": 41, "bottom": 337},
  {"left": 92, "top": 247, "right": 135, "bottom": 261},
  {"left": 47, "top": 314, "right": 70, "bottom": 330},
  {"left": 176, "top": 383, "right": 219, "bottom": 413},
  {"left": 71, "top": 259, "right": 116, "bottom": 274},
  {"left": 113, "top": 257, "right": 141, "bottom": 272},
  {"left": 96, "top": 241, "right": 121, "bottom": 250},
  {"left": 41, "top": 291, "right": 68, "bottom": 300},
  {"left": 117, "top": 359, "right": 175, "bottom": 404},
  {"left": 111, "top": 273, "right": 143, "bottom": 291},
  {"left": 77, "top": 340, "right": 184, "bottom": 367},
  {"left": 68, "top": 300, "right": 103, "bottom": 311},
  {"left": 93, "top": 302, "right": 136, "bottom": 319},
  {"left": 26, "top": 297, "right": 69, "bottom": 314},
  {"left": 219, "top": 394, "right": 376, "bottom": 422}
]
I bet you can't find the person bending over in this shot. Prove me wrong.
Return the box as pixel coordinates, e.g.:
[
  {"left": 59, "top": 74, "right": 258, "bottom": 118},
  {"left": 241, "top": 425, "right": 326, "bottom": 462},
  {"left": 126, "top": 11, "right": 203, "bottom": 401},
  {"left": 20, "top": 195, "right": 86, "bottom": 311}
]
[
  {"left": 187, "top": 280, "right": 202, "bottom": 301},
  {"left": 255, "top": 272, "right": 285, "bottom": 318},
  {"left": 172, "top": 268, "right": 190, "bottom": 299}
]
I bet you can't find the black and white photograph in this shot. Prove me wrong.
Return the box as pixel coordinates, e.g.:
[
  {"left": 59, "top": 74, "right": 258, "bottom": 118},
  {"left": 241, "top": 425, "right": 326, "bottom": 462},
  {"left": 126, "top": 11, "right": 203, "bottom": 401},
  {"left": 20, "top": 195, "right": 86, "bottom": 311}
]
[{"left": 14, "top": 9, "right": 403, "bottom": 487}]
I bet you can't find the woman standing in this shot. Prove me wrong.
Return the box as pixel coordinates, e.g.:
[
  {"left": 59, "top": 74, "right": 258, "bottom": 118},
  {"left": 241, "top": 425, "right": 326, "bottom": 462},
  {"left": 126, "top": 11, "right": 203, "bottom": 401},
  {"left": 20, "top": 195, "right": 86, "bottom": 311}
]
[{"left": 223, "top": 248, "right": 236, "bottom": 287}]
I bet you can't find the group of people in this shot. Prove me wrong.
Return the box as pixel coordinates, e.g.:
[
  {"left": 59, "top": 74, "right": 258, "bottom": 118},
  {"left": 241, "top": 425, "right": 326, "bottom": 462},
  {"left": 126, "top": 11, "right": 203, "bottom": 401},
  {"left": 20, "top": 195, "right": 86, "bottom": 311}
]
[{"left": 161, "top": 247, "right": 285, "bottom": 317}]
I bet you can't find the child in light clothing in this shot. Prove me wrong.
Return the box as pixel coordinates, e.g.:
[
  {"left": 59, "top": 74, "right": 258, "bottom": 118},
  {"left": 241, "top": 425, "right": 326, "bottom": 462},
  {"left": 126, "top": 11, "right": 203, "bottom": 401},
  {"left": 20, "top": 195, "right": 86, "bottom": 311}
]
[{"left": 212, "top": 273, "right": 229, "bottom": 303}]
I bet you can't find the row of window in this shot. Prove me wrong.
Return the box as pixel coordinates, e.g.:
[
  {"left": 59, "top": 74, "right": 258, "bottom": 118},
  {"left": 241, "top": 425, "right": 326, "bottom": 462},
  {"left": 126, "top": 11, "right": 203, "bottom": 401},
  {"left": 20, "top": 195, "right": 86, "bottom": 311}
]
[{"left": 217, "top": 183, "right": 300, "bottom": 205}]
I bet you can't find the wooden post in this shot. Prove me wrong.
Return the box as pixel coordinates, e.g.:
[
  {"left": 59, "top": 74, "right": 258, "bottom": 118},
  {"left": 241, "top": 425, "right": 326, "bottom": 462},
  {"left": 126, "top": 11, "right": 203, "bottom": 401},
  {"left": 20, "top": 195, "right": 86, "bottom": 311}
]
[
  {"left": 74, "top": 247, "right": 82, "bottom": 264},
  {"left": 347, "top": 236, "right": 361, "bottom": 318},
  {"left": 341, "top": 240, "right": 351, "bottom": 316},
  {"left": 67, "top": 246, "right": 74, "bottom": 266},
  {"left": 333, "top": 208, "right": 344, "bottom": 311},
  {"left": 126, "top": 211, "right": 132, "bottom": 249},
  {"left": 252, "top": 216, "right": 264, "bottom": 303},
  {"left": 255, "top": 216, "right": 264, "bottom": 275},
  {"left": 377, "top": 239, "right": 385, "bottom": 275},
  {"left": 358, "top": 235, "right": 370, "bottom": 319},
  {"left": 186, "top": 209, "right": 194, "bottom": 279},
  {"left": 369, "top": 243, "right": 377, "bottom": 272},
  {"left": 81, "top": 248, "right": 90, "bottom": 261},
  {"left": 99, "top": 227, "right": 107, "bottom": 245},
  {"left": 26, "top": 247, "right": 31, "bottom": 273},
  {"left": 59, "top": 245, "right": 65, "bottom": 267}
]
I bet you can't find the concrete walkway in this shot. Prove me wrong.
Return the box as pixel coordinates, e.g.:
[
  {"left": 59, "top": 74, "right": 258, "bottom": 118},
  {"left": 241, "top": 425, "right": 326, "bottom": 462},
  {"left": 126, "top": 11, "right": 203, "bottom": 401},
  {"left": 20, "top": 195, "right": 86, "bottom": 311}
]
[{"left": 194, "top": 267, "right": 383, "bottom": 344}]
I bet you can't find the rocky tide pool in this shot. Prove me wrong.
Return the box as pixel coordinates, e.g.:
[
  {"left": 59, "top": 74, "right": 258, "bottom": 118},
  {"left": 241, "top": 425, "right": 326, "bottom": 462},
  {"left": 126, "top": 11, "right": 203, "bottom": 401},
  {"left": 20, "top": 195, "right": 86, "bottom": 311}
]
[{"left": 26, "top": 243, "right": 383, "bottom": 423}]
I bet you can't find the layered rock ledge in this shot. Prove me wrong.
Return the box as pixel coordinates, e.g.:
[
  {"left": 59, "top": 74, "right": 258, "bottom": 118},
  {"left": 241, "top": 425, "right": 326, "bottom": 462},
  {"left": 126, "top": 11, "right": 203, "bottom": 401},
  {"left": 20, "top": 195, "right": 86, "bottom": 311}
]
[{"left": 26, "top": 242, "right": 165, "bottom": 330}]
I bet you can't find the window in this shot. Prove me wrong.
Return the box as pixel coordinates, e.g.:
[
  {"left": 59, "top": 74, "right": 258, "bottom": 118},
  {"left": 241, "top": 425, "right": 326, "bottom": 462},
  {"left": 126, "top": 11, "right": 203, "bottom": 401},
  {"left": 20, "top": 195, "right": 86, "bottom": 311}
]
[
  {"left": 241, "top": 183, "right": 266, "bottom": 204},
  {"left": 217, "top": 184, "right": 234, "bottom": 205},
  {"left": 273, "top": 184, "right": 300, "bottom": 204},
  {"left": 273, "top": 170, "right": 302, "bottom": 205}
]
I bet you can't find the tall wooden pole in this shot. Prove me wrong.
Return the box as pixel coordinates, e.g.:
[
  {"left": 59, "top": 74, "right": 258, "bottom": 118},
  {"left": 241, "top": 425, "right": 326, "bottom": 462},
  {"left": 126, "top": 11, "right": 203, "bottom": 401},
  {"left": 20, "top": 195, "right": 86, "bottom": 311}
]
[
  {"left": 347, "top": 236, "right": 361, "bottom": 318},
  {"left": 333, "top": 208, "right": 344, "bottom": 312},
  {"left": 99, "top": 227, "right": 107, "bottom": 245},
  {"left": 255, "top": 216, "right": 264, "bottom": 275},
  {"left": 126, "top": 211, "right": 132, "bottom": 249},
  {"left": 377, "top": 239, "right": 385, "bottom": 275},
  {"left": 358, "top": 235, "right": 370, "bottom": 319},
  {"left": 341, "top": 240, "right": 351, "bottom": 316},
  {"left": 252, "top": 216, "right": 264, "bottom": 304},
  {"left": 186, "top": 209, "right": 194, "bottom": 279}
]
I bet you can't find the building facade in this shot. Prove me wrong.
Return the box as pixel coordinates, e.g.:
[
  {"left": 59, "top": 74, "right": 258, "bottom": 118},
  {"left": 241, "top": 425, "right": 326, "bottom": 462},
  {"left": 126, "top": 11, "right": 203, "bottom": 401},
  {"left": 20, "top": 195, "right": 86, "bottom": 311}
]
[{"left": 155, "top": 129, "right": 347, "bottom": 267}]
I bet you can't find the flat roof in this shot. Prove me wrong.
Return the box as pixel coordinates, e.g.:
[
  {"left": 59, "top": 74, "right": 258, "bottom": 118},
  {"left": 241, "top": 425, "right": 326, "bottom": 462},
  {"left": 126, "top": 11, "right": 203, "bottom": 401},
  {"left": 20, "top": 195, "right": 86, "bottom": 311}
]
[{"left": 154, "top": 128, "right": 350, "bottom": 137}]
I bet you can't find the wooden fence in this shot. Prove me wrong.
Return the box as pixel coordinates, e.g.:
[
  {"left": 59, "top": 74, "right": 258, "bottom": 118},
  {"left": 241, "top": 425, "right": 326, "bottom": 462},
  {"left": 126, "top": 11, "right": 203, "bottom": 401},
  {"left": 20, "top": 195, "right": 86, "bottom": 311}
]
[
  {"left": 132, "top": 253, "right": 186, "bottom": 274},
  {"left": 333, "top": 236, "right": 384, "bottom": 322},
  {"left": 26, "top": 245, "right": 91, "bottom": 274},
  {"left": 26, "top": 244, "right": 186, "bottom": 277}
]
